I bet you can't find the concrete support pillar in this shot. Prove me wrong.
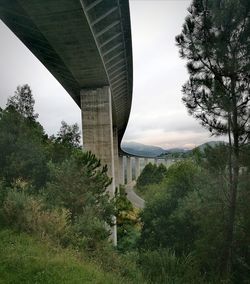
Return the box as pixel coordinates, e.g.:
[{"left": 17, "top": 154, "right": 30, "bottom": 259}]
[
  {"left": 127, "top": 156, "right": 132, "bottom": 184},
  {"left": 154, "top": 158, "right": 158, "bottom": 165},
  {"left": 144, "top": 158, "right": 148, "bottom": 167},
  {"left": 119, "top": 156, "right": 125, "bottom": 185},
  {"left": 80, "top": 86, "right": 117, "bottom": 245},
  {"left": 113, "top": 127, "right": 119, "bottom": 189},
  {"left": 135, "top": 157, "right": 140, "bottom": 180}
]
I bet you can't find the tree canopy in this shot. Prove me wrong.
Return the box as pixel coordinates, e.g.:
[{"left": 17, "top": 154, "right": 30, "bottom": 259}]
[
  {"left": 7, "top": 84, "right": 38, "bottom": 120},
  {"left": 176, "top": 0, "right": 250, "bottom": 276}
]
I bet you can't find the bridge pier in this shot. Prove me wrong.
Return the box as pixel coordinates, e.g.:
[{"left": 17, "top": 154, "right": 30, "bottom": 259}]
[
  {"left": 127, "top": 156, "right": 132, "bottom": 184},
  {"left": 80, "top": 86, "right": 117, "bottom": 246},
  {"left": 119, "top": 156, "right": 125, "bottom": 185},
  {"left": 113, "top": 127, "right": 120, "bottom": 189},
  {"left": 135, "top": 157, "right": 140, "bottom": 180}
]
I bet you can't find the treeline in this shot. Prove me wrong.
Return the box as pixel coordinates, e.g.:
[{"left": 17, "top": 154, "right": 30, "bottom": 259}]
[
  {"left": 1, "top": 83, "right": 249, "bottom": 282},
  {"left": 135, "top": 145, "right": 250, "bottom": 283},
  {"left": 0, "top": 85, "right": 146, "bottom": 283}
]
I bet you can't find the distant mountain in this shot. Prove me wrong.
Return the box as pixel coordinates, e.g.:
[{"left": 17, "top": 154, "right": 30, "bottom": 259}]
[
  {"left": 194, "top": 141, "right": 226, "bottom": 152},
  {"left": 166, "top": 148, "right": 190, "bottom": 153},
  {"left": 121, "top": 141, "right": 226, "bottom": 158},
  {"left": 121, "top": 142, "right": 165, "bottom": 157}
]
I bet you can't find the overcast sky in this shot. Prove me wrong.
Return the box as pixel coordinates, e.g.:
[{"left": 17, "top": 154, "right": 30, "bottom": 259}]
[{"left": 0, "top": 0, "right": 224, "bottom": 149}]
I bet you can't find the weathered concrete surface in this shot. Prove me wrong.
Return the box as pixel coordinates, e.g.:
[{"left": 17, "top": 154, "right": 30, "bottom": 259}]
[
  {"left": 81, "top": 86, "right": 115, "bottom": 194},
  {"left": 119, "top": 156, "right": 125, "bottom": 185},
  {"left": 127, "top": 156, "right": 132, "bottom": 184},
  {"left": 80, "top": 86, "right": 117, "bottom": 245},
  {"left": 135, "top": 157, "right": 140, "bottom": 180},
  {"left": 113, "top": 127, "right": 119, "bottom": 189}
]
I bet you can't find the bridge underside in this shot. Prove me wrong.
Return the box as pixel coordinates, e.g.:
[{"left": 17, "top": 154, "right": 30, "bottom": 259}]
[
  {"left": 0, "top": 0, "right": 133, "bottom": 245},
  {"left": 0, "top": 0, "right": 132, "bottom": 142}
]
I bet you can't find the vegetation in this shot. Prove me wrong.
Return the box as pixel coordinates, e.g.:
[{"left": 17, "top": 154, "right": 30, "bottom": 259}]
[
  {"left": 0, "top": 85, "right": 145, "bottom": 283},
  {"left": 136, "top": 163, "right": 167, "bottom": 200},
  {"left": 176, "top": 0, "right": 250, "bottom": 276},
  {"left": 1, "top": 1, "right": 250, "bottom": 281},
  {"left": 0, "top": 229, "right": 135, "bottom": 284}
]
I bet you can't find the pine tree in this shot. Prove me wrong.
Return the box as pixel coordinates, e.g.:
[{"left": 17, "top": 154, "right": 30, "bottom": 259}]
[{"left": 176, "top": 0, "right": 250, "bottom": 276}]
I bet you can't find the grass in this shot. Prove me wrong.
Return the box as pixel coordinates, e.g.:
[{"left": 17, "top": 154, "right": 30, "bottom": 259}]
[{"left": 0, "top": 229, "right": 137, "bottom": 284}]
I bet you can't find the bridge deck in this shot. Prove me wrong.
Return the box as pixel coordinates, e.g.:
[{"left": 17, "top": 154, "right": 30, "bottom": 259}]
[{"left": 0, "top": 0, "right": 133, "bottom": 143}]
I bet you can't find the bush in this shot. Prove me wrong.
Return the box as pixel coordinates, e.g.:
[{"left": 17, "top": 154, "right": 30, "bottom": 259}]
[
  {"left": 70, "top": 208, "right": 110, "bottom": 251},
  {"left": 136, "top": 163, "right": 167, "bottom": 189},
  {"left": 2, "top": 189, "right": 70, "bottom": 243},
  {"left": 138, "top": 249, "right": 203, "bottom": 284}
]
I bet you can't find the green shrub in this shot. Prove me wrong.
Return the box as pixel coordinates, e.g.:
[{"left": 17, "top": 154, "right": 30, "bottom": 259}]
[
  {"left": 137, "top": 163, "right": 167, "bottom": 189},
  {"left": 89, "top": 244, "right": 145, "bottom": 283},
  {"left": 2, "top": 189, "right": 70, "bottom": 243},
  {"left": 71, "top": 209, "right": 109, "bottom": 251},
  {"left": 0, "top": 229, "right": 136, "bottom": 284},
  {"left": 138, "top": 249, "right": 203, "bottom": 284}
]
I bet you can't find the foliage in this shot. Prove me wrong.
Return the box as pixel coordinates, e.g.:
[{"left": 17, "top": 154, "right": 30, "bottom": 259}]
[
  {"left": 45, "top": 151, "right": 114, "bottom": 223},
  {"left": 7, "top": 84, "right": 38, "bottom": 120},
  {"left": 0, "top": 108, "right": 48, "bottom": 188},
  {"left": 55, "top": 120, "right": 81, "bottom": 148},
  {"left": 138, "top": 249, "right": 204, "bottom": 284},
  {"left": 48, "top": 121, "right": 81, "bottom": 164},
  {"left": 0, "top": 84, "right": 148, "bottom": 283},
  {"left": 2, "top": 189, "right": 71, "bottom": 243},
  {"left": 138, "top": 146, "right": 250, "bottom": 282},
  {"left": 0, "top": 229, "right": 137, "bottom": 284},
  {"left": 115, "top": 186, "right": 141, "bottom": 252},
  {"left": 176, "top": 0, "right": 250, "bottom": 275},
  {"left": 176, "top": 0, "right": 250, "bottom": 139},
  {"left": 139, "top": 160, "right": 201, "bottom": 253},
  {"left": 136, "top": 163, "right": 167, "bottom": 188}
]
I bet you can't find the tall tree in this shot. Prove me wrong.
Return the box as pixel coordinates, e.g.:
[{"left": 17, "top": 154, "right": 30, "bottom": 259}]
[
  {"left": 7, "top": 84, "right": 38, "bottom": 120},
  {"left": 0, "top": 106, "right": 48, "bottom": 188},
  {"left": 56, "top": 121, "right": 81, "bottom": 148},
  {"left": 176, "top": 0, "right": 250, "bottom": 276}
]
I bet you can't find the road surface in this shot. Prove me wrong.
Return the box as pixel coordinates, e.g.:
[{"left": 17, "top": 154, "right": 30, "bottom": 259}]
[{"left": 125, "top": 181, "right": 145, "bottom": 209}]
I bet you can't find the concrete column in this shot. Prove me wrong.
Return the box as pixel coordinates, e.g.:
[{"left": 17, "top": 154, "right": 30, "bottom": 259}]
[
  {"left": 135, "top": 157, "right": 140, "bottom": 180},
  {"left": 119, "top": 156, "right": 125, "bottom": 185},
  {"left": 127, "top": 156, "right": 132, "bottom": 184},
  {"left": 80, "top": 86, "right": 117, "bottom": 245},
  {"left": 113, "top": 127, "right": 119, "bottom": 189},
  {"left": 144, "top": 158, "right": 148, "bottom": 167},
  {"left": 154, "top": 158, "right": 158, "bottom": 165}
]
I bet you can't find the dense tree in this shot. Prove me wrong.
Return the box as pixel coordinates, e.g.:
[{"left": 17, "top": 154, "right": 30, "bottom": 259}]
[
  {"left": 7, "top": 84, "right": 38, "bottom": 120},
  {"left": 49, "top": 121, "right": 81, "bottom": 163},
  {"left": 55, "top": 121, "right": 81, "bottom": 148},
  {"left": 45, "top": 151, "right": 113, "bottom": 222},
  {"left": 139, "top": 161, "right": 200, "bottom": 253},
  {"left": 136, "top": 163, "right": 167, "bottom": 188},
  {"left": 176, "top": 0, "right": 250, "bottom": 276},
  {"left": 0, "top": 107, "right": 48, "bottom": 188},
  {"left": 115, "top": 186, "right": 140, "bottom": 252}
]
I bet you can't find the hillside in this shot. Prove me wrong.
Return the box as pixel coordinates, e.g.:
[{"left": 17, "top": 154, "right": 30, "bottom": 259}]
[
  {"left": 122, "top": 141, "right": 226, "bottom": 158},
  {"left": 0, "top": 229, "right": 136, "bottom": 284},
  {"left": 194, "top": 141, "right": 226, "bottom": 152},
  {"left": 121, "top": 141, "right": 165, "bottom": 157}
]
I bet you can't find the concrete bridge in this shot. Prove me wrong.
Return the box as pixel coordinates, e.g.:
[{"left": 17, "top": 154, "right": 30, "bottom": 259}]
[
  {"left": 0, "top": 0, "right": 132, "bottom": 245},
  {"left": 0, "top": 0, "right": 176, "bottom": 244},
  {"left": 0, "top": 2, "right": 131, "bottom": 192},
  {"left": 119, "top": 155, "right": 177, "bottom": 185}
]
